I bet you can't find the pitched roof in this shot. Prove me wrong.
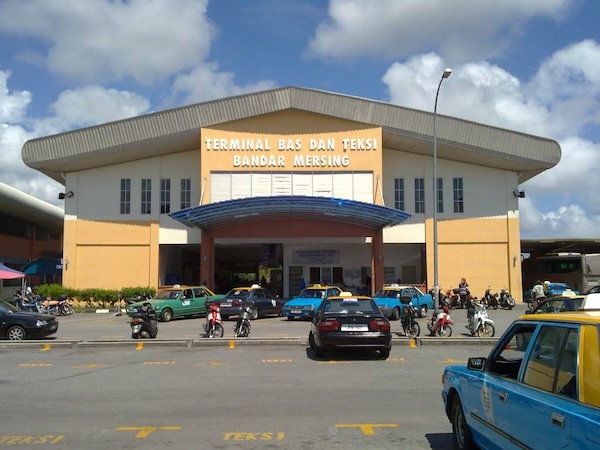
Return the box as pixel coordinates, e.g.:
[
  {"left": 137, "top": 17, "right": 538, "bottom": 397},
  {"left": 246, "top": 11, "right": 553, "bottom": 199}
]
[
  {"left": 0, "top": 182, "right": 64, "bottom": 229},
  {"left": 22, "top": 86, "right": 560, "bottom": 184}
]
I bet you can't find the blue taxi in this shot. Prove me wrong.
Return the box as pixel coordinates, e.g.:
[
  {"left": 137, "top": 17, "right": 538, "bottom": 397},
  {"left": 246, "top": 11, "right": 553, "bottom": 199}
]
[
  {"left": 373, "top": 284, "right": 434, "bottom": 319},
  {"left": 282, "top": 284, "right": 342, "bottom": 320},
  {"left": 442, "top": 311, "right": 600, "bottom": 450}
]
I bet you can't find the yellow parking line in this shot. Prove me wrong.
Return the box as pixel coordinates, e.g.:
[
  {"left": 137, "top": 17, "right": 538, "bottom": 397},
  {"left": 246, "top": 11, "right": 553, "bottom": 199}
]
[
  {"left": 136, "top": 342, "right": 144, "bottom": 351},
  {"left": 40, "top": 343, "right": 51, "bottom": 352},
  {"left": 229, "top": 341, "right": 235, "bottom": 349},
  {"left": 409, "top": 340, "right": 417, "bottom": 348}
]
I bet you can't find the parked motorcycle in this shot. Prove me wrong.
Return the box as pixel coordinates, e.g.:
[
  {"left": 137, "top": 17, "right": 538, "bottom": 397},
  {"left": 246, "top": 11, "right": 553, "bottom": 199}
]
[
  {"left": 427, "top": 306, "right": 454, "bottom": 337},
  {"left": 203, "top": 303, "right": 224, "bottom": 338},
  {"left": 400, "top": 303, "right": 420, "bottom": 338},
  {"left": 499, "top": 288, "right": 515, "bottom": 310},
  {"left": 467, "top": 302, "right": 495, "bottom": 337},
  {"left": 130, "top": 302, "right": 158, "bottom": 339},
  {"left": 56, "top": 294, "right": 75, "bottom": 316},
  {"left": 233, "top": 305, "right": 252, "bottom": 337},
  {"left": 480, "top": 286, "right": 494, "bottom": 309}
]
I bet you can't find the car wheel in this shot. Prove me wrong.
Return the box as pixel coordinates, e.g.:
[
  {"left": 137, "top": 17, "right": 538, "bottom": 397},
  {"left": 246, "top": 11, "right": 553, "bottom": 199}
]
[
  {"left": 7, "top": 326, "right": 26, "bottom": 341},
  {"left": 250, "top": 307, "right": 259, "bottom": 320},
  {"left": 419, "top": 305, "right": 427, "bottom": 318},
  {"left": 378, "top": 347, "right": 391, "bottom": 359},
  {"left": 160, "top": 308, "right": 173, "bottom": 322},
  {"left": 131, "top": 333, "right": 139, "bottom": 339},
  {"left": 451, "top": 396, "right": 476, "bottom": 450},
  {"left": 308, "top": 331, "right": 323, "bottom": 357},
  {"left": 391, "top": 307, "right": 400, "bottom": 321}
]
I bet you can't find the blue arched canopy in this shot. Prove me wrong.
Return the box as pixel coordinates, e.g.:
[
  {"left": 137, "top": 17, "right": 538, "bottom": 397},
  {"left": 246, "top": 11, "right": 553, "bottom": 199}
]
[{"left": 169, "top": 196, "right": 411, "bottom": 231}]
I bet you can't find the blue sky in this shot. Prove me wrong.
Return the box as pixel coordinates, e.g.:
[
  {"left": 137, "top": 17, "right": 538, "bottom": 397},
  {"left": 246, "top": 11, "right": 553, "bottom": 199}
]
[{"left": 0, "top": 0, "right": 599, "bottom": 239}]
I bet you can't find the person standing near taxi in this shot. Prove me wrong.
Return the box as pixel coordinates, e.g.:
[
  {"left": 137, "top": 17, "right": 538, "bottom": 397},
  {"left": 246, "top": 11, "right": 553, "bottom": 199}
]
[{"left": 531, "top": 280, "right": 546, "bottom": 309}]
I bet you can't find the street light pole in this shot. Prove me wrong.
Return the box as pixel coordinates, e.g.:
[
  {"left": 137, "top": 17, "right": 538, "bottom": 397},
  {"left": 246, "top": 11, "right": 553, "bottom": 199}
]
[{"left": 433, "top": 68, "right": 452, "bottom": 315}]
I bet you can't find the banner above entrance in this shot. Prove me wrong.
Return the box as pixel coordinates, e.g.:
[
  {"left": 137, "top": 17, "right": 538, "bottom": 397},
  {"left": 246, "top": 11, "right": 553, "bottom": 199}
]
[{"left": 169, "top": 195, "right": 411, "bottom": 231}]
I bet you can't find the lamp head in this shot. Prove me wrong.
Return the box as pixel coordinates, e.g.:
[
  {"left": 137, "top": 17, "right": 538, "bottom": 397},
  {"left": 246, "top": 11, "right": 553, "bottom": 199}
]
[{"left": 442, "top": 68, "right": 452, "bottom": 78}]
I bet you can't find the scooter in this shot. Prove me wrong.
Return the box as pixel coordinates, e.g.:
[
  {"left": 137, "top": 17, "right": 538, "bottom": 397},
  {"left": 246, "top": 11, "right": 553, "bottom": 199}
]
[
  {"left": 203, "top": 304, "right": 224, "bottom": 338},
  {"left": 481, "top": 286, "right": 495, "bottom": 309},
  {"left": 467, "top": 302, "right": 495, "bottom": 337},
  {"left": 400, "top": 303, "right": 420, "bottom": 338},
  {"left": 233, "top": 305, "right": 252, "bottom": 337},
  {"left": 130, "top": 302, "right": 158, "bottom": 339},
  {"left": 499, "top": 288, "right": 515, "bottom": 310},
  {"left": 427, "top": 306, "right": 454, "bottom": 337}
]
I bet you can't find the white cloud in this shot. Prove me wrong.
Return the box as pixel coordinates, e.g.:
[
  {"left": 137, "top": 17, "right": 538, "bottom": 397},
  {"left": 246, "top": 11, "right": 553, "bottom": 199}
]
[
  {"left": 0, "top": 71, "right": 31, "bottom": 123},
  {"left": 307, "top": 0, "right": 574, "bottom": 62},
  {"left": 0, "top": 0, "right": 216, "bottom": 84},
  {"left": 171, "top": 64, "right": 278, "bottom": 104},
  {"left": 49, "top": 86, "right": 150, "bottom": 128},
  {"left": 381, "top": 41, "right": 600, "bottom": 238}
]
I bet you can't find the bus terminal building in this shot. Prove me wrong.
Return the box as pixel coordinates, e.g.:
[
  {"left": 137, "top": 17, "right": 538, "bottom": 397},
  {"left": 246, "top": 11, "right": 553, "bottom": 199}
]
[{"left": 22, "top": 86, "right": 561, "bottom": 300}]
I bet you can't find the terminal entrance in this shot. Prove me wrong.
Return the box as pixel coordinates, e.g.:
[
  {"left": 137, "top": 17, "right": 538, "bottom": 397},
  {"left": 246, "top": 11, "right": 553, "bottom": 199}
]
[{"left": 214, "top": 244, "right": 284, "bottom": 297}]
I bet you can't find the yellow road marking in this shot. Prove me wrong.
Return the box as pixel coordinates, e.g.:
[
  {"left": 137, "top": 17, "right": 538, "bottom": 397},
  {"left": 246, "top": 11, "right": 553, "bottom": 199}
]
[
  {"left": 229, "top": 340, "right": 235, "bottom": 348},
  {"left": 18, "top": 363, "right": 52, "bottom": 367},
  {"left": 116, "top": 426, "right": 181, "bottom": 439},
  {"left": 194, "top": 361, "right": 229, "bottom": 366},
  {"left": 40, "top": 343, "right": 51, "bottom": 352},
  {"left": 335, "top": 424, "right": 398, "bottom": 435},
  {"left": 261, "top": 359, "right": 293, "bottom": 363},
  {"left": 143, "top": 361, "right": 176, "bottom": 365},
  {"left": 71, "top": 363, "right": 107, "bottom": 369},
  {"left": 136, "top": 342, "right": 143, "bottom": 351},
  {"left": 437, "top": 358, "right": 466, "bottom": 363},
  {"left": 409, "top": 340, "right": 417, "bottom": 348},
  {"left": 386, "top": 358, "right": 404, "bottom": 362}
]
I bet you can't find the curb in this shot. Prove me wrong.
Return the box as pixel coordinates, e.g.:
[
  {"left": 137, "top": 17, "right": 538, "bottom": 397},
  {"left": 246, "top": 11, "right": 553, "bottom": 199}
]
[{"left": 0, "top": 336, "right": 498, "bottom": 350}]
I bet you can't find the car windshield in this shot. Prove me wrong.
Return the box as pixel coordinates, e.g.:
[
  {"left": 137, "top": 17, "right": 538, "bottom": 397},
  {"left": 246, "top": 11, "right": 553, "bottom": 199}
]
[
  {"left": 298, "top": 288, "right": 325, "bottom": 298},
  {"left": 572, "top": 297, "right": 584, "bottom": 309},
  {"left": 156, "top": 289, "right": 181, "bottom": 299},
  {"left": 374, "top": 289, "right": 400, "bottom": 298},
  {"left": 324, "top": 299, "right": 379, "bottom": 315},
  {"left": 0, "top": 298, "right": 19, "bottom": 313},
  {"left": 224, "top": 290, "right": 251, "bottom": 300}
]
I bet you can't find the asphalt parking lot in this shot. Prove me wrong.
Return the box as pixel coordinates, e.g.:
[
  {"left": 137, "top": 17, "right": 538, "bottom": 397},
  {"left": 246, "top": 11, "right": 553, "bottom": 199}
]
[{"left": 0, "top": 303, "right": 529, "bottom": 349}]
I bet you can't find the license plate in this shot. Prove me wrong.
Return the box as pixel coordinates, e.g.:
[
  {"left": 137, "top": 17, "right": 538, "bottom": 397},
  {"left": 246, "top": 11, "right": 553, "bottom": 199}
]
[
  {"left": 221, "top": 303, "right": 231, "bottom": 307},
  {"left": 291, "top": 310, "right": 302, "bottom": 314},
  {"left": 341, "top": 325, "right": 368, "bottom": 331}
]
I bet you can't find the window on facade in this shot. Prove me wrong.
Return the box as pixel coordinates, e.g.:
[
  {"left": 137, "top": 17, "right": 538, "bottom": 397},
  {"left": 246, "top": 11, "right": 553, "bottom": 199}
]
[
  {"left": 453, "top": 177, "right": 464, "bottom": 213},
  {"left": 160, "top": 179, "right": 171, "bottom": 214},
  {"left": 180, "top": 179, "right": 191, "bottom": 209},
  {"left": 141, "top": 179, "right": 151, "bottom": 215},
  {"left": 414, "top": 178, "right": 425, "bottom": 213},
  {"left": 394, "top": 178, "right": 405, "bottom": 210},
  {"left": 436, "top": 178, "right": 444, "bottom": 213},
  {"left": 120, "top": 178, "right": 131, "bottom": 215}
]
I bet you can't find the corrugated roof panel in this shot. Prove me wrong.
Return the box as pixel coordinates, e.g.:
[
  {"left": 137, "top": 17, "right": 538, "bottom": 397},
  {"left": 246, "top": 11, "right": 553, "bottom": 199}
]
[{"left": 22, "top": 86, "right": 561, "bottom": 185}]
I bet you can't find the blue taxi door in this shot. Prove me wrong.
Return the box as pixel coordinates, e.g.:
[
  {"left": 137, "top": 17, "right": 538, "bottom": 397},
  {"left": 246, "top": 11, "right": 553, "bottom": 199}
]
[{"left": 508, "top": 325, "right": 577, "bottom": 449}]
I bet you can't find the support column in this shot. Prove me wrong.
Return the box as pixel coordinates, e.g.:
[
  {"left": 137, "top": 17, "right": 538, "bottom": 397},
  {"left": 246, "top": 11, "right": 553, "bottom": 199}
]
[
  {"left": 200, "top": 231, "right": 215, "bottom": 292},
  {"left": 371, "top": 229, "right": 384, "bottom": 296}
]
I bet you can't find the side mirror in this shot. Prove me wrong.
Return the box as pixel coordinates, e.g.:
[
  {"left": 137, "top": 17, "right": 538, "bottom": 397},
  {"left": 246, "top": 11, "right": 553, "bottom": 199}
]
[{"left": 467, "top": 357, "right": 486, "bottom": 371}]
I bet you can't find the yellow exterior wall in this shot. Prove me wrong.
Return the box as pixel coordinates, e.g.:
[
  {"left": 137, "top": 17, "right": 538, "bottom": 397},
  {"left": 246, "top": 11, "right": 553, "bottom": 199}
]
[
  {"left": 426, "top": 216, "right": 523, "bottom": 301},
  {"left": 62, "top": 219, "right": 159, "bottom": 290},
  {"left": 200, "top": 110, "right": 383, "bottom": 204}
]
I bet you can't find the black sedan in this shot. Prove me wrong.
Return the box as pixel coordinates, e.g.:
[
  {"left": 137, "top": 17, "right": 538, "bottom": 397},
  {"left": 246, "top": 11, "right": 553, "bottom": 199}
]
[
  {"left": 0, "top": 299, "right": 59, "bottom": 340},
  {"left": 206, "top": 284, "right": 284, "bottom": 320},
  {"left": 308, "top": 293, "right": 392, "bottom": 359}
]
